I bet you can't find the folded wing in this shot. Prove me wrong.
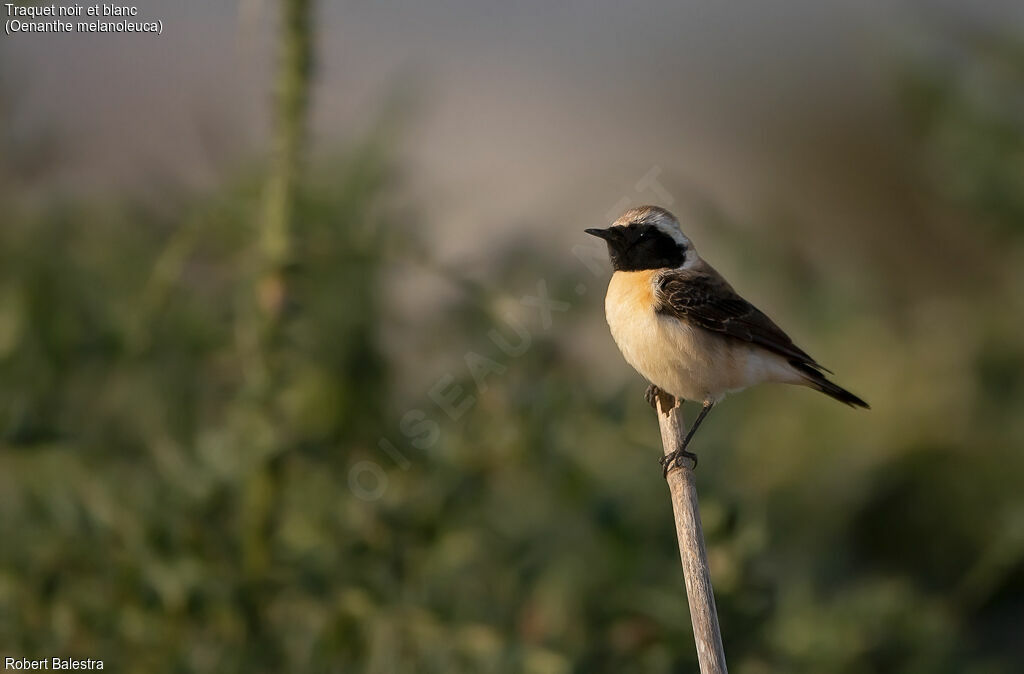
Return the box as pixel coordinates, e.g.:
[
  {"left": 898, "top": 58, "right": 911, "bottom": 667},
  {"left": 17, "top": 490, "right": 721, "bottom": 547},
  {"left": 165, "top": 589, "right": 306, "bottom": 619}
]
[{"left": 654, "top": 267, "right": 830, "bottom": 373}]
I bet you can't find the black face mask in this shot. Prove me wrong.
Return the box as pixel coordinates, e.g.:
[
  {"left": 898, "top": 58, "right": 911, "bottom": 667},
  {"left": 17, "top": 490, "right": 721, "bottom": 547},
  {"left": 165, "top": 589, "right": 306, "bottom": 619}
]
[{"left": 585, "top": 224, "right": 686, "bottom": 271}]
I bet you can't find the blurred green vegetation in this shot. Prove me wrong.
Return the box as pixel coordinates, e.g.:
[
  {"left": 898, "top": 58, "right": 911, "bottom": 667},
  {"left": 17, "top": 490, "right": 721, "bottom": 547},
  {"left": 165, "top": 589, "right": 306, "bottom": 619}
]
[{"left": 2, "top": 16, "right": 1024, "bottom": 674}]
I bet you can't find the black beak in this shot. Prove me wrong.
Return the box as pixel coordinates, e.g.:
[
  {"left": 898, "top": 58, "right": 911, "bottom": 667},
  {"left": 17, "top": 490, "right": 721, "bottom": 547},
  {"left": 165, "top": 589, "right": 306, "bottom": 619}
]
[
  {"left": 586, "top": 226, "right": 627, "bottom": 267},
  {"left": 585, "top": 227, "right": 617, "bottom": 242}
]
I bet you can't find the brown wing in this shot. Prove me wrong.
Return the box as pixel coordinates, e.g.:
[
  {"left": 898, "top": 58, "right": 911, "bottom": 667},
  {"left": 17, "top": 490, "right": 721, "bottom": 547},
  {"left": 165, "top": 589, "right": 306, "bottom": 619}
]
[{"left": 654, "top": 267, "right": 830, "bottom": 372}]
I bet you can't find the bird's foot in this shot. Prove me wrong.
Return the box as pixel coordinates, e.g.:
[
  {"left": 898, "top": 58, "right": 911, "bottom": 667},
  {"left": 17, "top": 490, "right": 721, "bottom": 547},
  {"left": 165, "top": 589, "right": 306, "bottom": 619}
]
[
  {"left": 660, "top": 448, "right": 698, "bottom": 476},
  {"left": 644, "top": 384, "right": 662, "bottom": 410}
]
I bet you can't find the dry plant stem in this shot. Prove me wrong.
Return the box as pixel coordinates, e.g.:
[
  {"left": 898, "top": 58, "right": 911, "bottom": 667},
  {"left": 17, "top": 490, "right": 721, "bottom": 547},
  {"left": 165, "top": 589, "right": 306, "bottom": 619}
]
[{"left": 656, "top": 390, "right": 728, "bottom": 674}]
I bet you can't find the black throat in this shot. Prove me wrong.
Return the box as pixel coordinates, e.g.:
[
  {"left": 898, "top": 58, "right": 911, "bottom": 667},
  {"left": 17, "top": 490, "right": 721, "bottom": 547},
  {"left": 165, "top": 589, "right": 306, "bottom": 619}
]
[{"left": 606, "top": 225, "right": 686, "bottom": 271}]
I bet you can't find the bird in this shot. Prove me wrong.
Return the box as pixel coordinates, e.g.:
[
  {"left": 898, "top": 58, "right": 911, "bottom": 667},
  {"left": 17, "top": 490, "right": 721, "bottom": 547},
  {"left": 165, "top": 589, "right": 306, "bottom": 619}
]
[{"left": 586, "top": 205, "right": 868, "bottom": 474}]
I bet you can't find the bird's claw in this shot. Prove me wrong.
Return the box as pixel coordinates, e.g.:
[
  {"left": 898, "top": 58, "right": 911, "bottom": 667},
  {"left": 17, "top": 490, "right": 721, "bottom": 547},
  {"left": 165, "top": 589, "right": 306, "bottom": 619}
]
[
  {"left": 660, "top": 448, "right": 698, "bottom": 476},
  {"left": 644, "top": 384, "right": 661, "bottom": 410}
]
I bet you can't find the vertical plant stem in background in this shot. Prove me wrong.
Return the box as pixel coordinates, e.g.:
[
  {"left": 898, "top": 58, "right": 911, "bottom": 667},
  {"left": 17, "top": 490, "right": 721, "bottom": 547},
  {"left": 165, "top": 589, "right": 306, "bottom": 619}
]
[
  {"left": 237, "top": 0, "right": 314, "bottom": 661},
  {"left": 656, "top": 391, "right": 728, "bottom": 674},
  {"left": 261, "top": 0, "right": 312, "bottom": 282}
]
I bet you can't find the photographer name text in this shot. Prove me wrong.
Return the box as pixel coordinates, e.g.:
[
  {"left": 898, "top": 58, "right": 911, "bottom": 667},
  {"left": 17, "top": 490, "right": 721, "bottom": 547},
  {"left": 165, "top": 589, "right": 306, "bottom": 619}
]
[{"left": 4, "top": 658, "right": 103, "bottom": 671}]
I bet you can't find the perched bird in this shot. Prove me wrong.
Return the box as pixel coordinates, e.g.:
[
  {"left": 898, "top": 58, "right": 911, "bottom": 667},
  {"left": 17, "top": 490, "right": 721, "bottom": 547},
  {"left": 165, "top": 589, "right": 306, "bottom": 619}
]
[{"left": 586, "top": 205, "right": 868, "bottom": 473}]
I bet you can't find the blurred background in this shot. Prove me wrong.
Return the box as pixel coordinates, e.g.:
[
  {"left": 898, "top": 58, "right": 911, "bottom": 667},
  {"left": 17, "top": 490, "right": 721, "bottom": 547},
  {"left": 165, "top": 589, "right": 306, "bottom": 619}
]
[{"left": 2, "top": 1, "right": 1024, "bottom": 672}]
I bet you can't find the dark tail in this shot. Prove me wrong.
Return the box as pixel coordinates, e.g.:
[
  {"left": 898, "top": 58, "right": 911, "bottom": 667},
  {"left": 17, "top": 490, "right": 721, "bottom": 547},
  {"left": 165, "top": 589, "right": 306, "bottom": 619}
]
[{"left": 790, "top": 360, "right": 870, "bottom": 409}]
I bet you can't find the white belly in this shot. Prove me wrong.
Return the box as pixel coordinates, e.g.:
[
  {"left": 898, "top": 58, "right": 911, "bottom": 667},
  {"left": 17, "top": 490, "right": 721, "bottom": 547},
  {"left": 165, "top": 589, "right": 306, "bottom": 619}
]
[{"left": 604, "top": 271, "right": 798, "bottom": 402}]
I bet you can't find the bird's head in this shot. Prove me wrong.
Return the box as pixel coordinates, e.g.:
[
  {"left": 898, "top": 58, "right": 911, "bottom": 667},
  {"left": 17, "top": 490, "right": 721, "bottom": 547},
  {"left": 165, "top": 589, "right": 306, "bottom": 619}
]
[{"left": 585, "top": 206, "right": 695, "bottom": 272}]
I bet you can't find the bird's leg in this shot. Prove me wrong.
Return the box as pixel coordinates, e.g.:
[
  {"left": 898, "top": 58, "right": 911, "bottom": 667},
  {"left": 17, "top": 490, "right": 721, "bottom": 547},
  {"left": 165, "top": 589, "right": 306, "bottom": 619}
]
[
  {"left": 644, "top": 384, "right": 662, "bottom": 409},
  {"left": 660, "top": 400, "right": 715, "bottom": 476},
  {"left": 680, "top": 400, "right": 714, "bottom": 453}
]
